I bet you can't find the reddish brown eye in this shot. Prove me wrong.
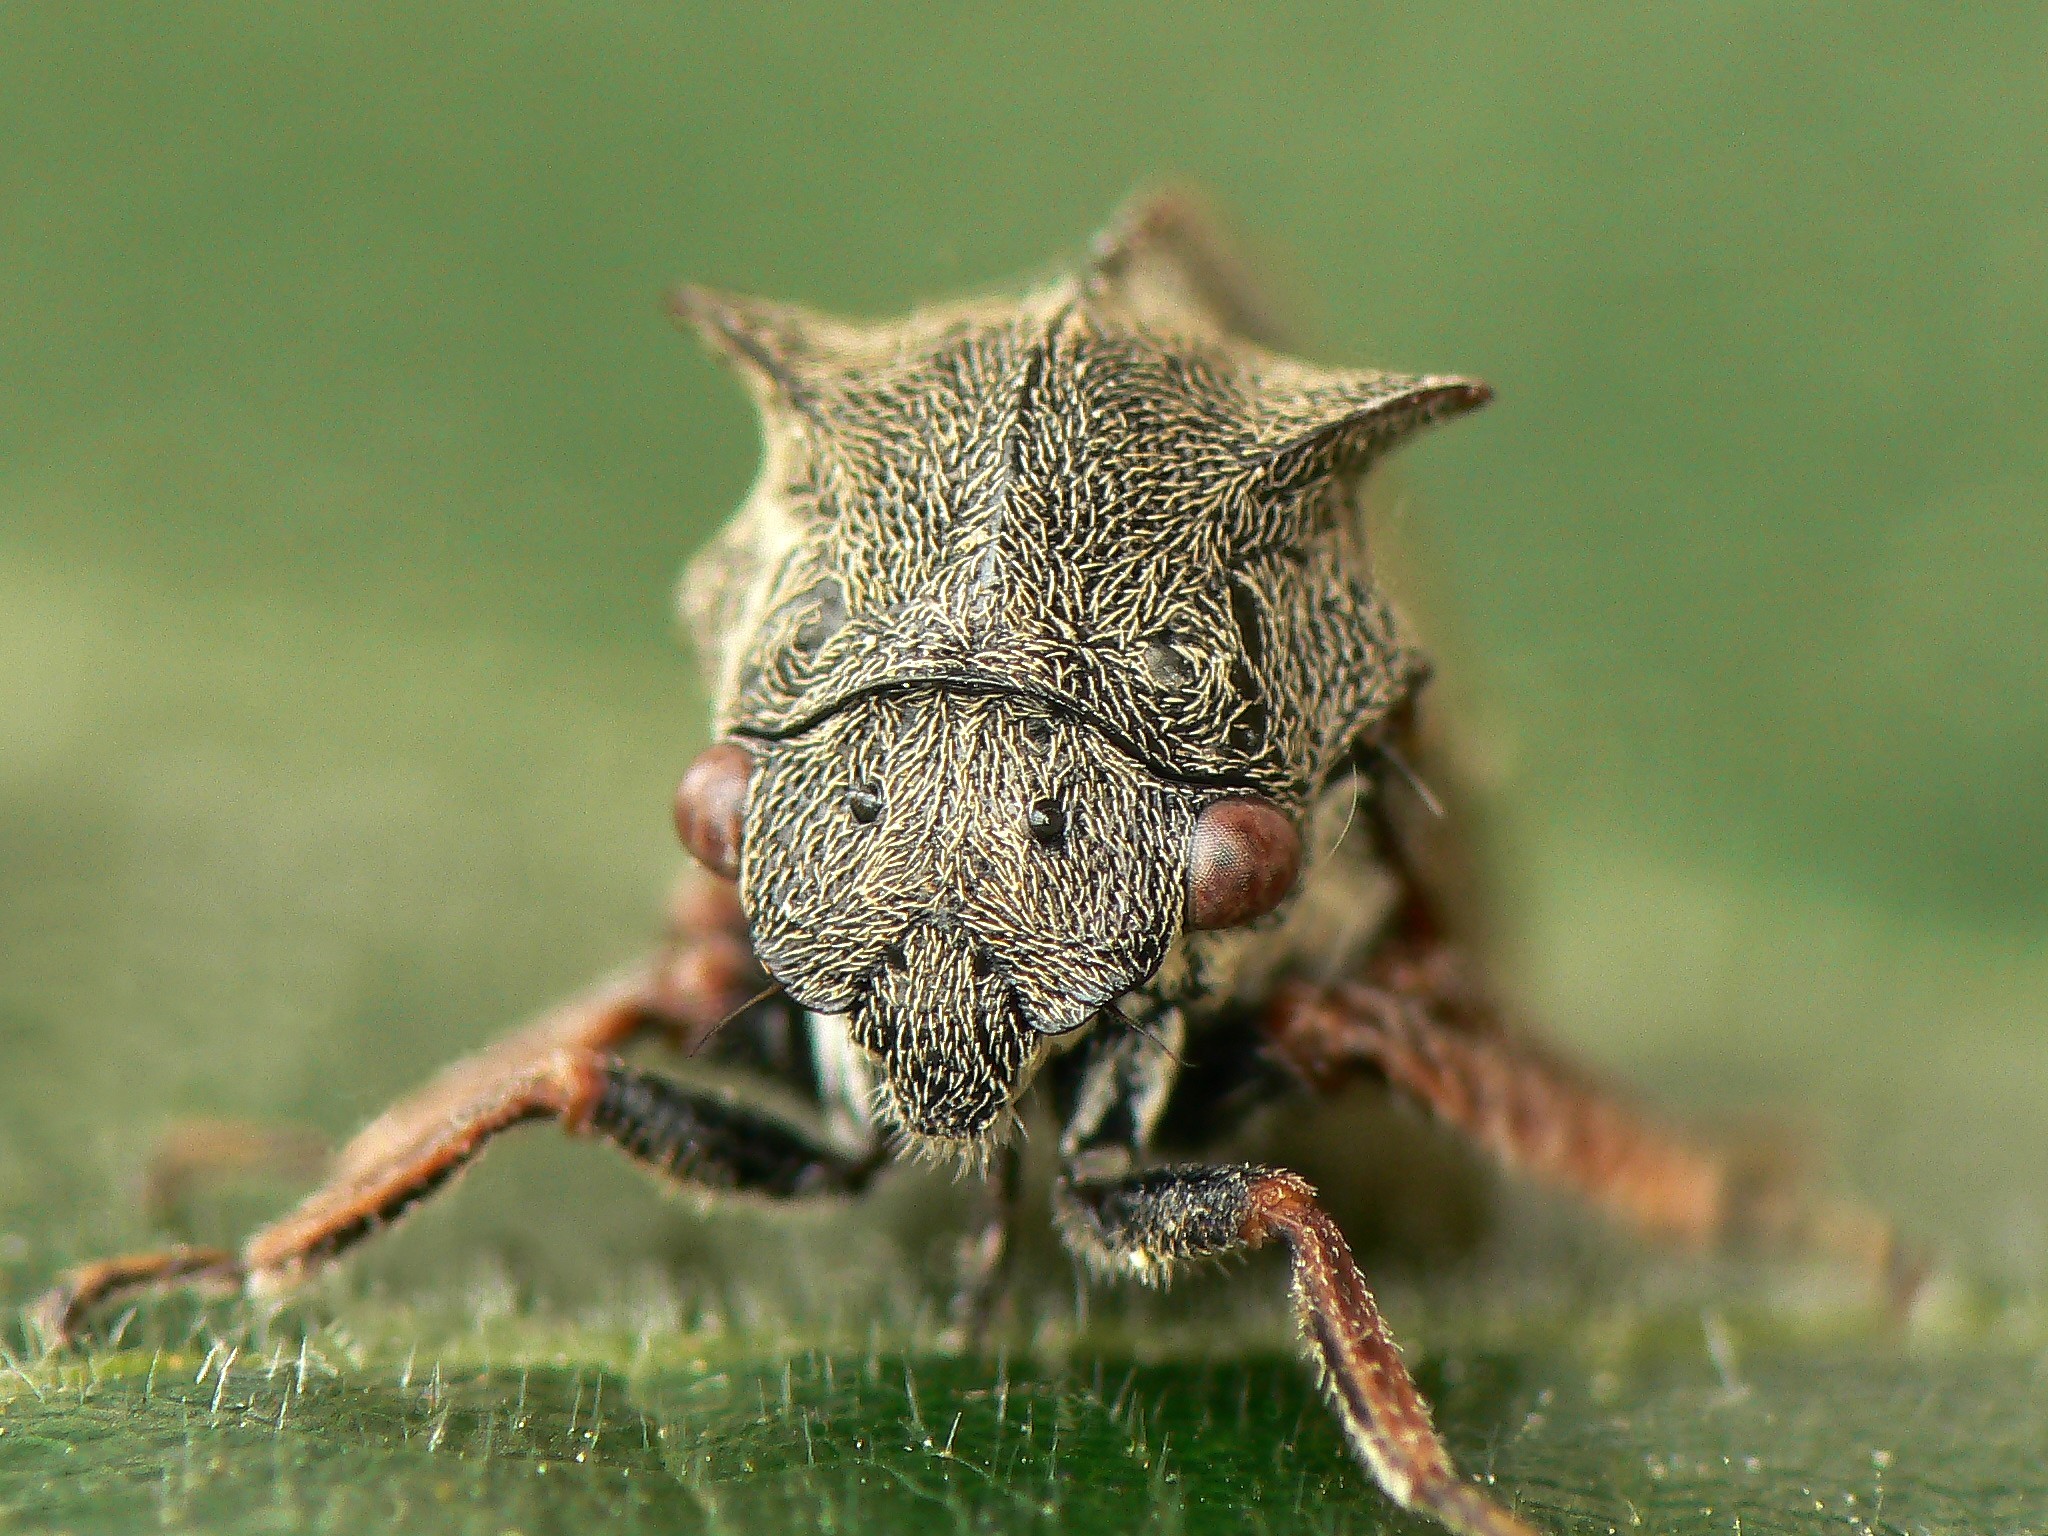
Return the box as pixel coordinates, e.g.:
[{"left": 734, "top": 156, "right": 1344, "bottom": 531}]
[
  {"left": 673, "top": 741, "right": 754, "bottom": 880},
  {"left": 1187, "top": 797, "right": 1302, "bottom": 929}
]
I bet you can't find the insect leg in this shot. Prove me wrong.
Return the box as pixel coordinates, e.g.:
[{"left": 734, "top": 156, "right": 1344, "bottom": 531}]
[
  {"left": 1053, "top": 1163, "right": 1540, "bottom": 1536},
  {"left": 1264, "top": 973, "right": 1922, "bottom": 1300},
  {"left": 270, "top": 1053, "right": 877, "bottom": 1293},
  {"left": 939, "top": 1138, "right": 1021, "bottom": 1351},
  {"left": 33, "top": 964, "right": 643, "bottom": 1344},
  {"left": 36, "top": 873, "right": 832, "bottom": 1346},
  {"left": 118, "top": 869, "right": 761, "bottom": 1232},
  {"left": 263, "top": 868, "right": 774, "bottom": 1194},
  {"left": 38, "top": 1039, "right": 877, "bottom": 1343}
]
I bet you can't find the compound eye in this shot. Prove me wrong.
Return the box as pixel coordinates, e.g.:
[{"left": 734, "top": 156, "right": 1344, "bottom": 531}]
[
  {"left": 673, "top": 741, "right": 754, "bottom": 880},
  {"left": 1187, "top": 797, "right": 1301, "bottom": 930}
]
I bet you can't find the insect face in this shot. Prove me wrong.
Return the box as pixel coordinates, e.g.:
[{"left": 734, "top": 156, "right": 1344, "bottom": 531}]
[{"left": 731, "top": 688, "right": 1205, "bottom": 1142}]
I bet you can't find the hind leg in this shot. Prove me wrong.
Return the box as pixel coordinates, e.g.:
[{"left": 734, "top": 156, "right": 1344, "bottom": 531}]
[{"left": 1263, "top": 954, "right": 1923, "bottom": 1302}]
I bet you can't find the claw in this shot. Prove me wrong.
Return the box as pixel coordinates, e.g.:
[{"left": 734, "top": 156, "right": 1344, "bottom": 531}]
[{"left": 32, "top": 1244, "right": 241, "bottom": 1349}]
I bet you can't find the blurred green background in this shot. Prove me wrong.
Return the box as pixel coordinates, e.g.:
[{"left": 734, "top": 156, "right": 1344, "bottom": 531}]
[{"left": 2, "top": 6, "right": 2044, "bottom": 1533}]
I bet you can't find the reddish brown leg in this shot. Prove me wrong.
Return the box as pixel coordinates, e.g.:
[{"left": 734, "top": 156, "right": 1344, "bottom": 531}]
[
  {"left": 1265, "top": 968, "right": 1922, "bottom": 1300},
  {"left": 1342, "top": 699, "right": 1920, "bottom": 1296},
  {"left": 36, "top": 873, "right": 778, "bottom": 1345},
  {"left": 37, "top": 1245, "right": 245, "bottom": 1332},
  {"left": 38, "top": 1033, "right": 876, "bottom": 1344},
  {"left": 1056, "top": 1164, "right": 1540, "bottom": 1536}
]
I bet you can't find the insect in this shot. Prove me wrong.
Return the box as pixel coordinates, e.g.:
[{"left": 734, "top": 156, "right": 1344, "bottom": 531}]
[{"left": 39, "top": 192, "right": 1914, "bottom": 1536}]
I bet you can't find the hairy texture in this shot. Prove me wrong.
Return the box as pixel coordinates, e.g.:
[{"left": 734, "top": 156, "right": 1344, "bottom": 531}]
[
  {"left": 677, "top": 218, "right": 1488, "bottom": 1146},
  {"left": 744, "top": 689, "right": 1201, "bottom": 1140},
  {"left": 681, "top": 286, "right": 1483, "bottom": 804}
]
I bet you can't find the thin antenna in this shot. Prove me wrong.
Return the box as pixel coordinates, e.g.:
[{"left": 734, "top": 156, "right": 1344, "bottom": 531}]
[
  {"left": 686, "top": 979, "right": 787, "bottom": 1056},
  {"left": 1324, "top": 768, "right": 1365, "bottom": 861},
  {"left": 1377, "top": 741, "right": 1447, "bottom": 820},
  {"left": 1101, "top": 998, "right": 1187, "bottom": 1068}
]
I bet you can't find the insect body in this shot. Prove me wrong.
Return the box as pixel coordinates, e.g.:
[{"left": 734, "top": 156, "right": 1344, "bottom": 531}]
[
  {"left": 41, "top": 194, "right": 1910, "bottom": 1536},
  {"left": 673, "top": 245, "right": 1482, "bottom": 1149}
]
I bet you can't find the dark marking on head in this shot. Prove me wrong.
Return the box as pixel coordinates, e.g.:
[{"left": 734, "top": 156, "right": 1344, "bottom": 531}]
[
  {"left": 1143, "top": 637, "right": 1198, "bottom": 690},
  {"left": 1228, "top": 577, "right": 1266, "bottom": 669}
]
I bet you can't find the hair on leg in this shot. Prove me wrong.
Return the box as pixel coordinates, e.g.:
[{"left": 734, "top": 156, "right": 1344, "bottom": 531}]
[
  {"left": 39, "top": 1014, "right": 875, "bottom": 1346},
  {"left": 1265, "top": 975, "right": 1924, "bottom": 1304},
  {"left": 1055, "top": 1162, "right": 1541, "bottom": 1536}
]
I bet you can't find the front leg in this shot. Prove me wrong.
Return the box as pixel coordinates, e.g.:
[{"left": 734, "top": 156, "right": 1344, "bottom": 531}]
[
  {"left": 39, "top": 1048, "right": 878, "bottom": 1344},
  {"left": 36, "top": 873, "right": 869, "bottom": 1345},
  {"left": 114, "top": 872, "right": 766, "bottom": 1228},
  {"left": 1049, "top": 1011, "right": 1537, "bottom": 1536},
  {"left": 1055, "top": 1163, "right": 1537, "bottom": 1536}
]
